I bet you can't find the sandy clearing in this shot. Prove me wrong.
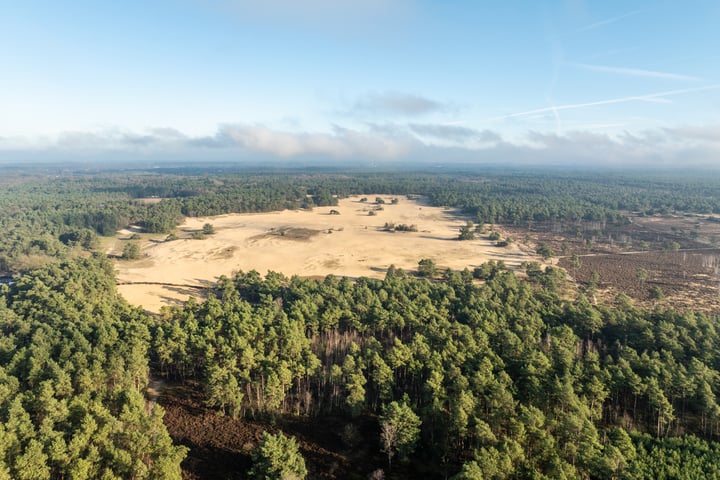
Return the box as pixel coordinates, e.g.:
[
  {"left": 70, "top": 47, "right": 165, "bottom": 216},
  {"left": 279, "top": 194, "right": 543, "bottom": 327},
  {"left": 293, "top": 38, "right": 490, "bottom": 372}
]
[{"left": 115, "top": 195, "right": 538, "bottom": 312}]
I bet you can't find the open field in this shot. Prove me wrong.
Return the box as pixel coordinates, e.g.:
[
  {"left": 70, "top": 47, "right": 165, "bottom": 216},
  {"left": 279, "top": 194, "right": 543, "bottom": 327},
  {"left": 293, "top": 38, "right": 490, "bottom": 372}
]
[{"left": 113, "top": 196, "right": 536, "bottom": 312}]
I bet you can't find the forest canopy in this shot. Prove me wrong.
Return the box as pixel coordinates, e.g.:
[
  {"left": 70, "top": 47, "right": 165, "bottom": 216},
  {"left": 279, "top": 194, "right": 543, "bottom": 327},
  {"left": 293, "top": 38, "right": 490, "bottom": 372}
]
[
  {"left": 2, "top": 167, "right": 720, "bottom": 478},
  {"left": 0, "top": 256, "right": 187, "bottom": 478},
  {"left": 151, "top": 265, "right": 720, "bottom": 478}
]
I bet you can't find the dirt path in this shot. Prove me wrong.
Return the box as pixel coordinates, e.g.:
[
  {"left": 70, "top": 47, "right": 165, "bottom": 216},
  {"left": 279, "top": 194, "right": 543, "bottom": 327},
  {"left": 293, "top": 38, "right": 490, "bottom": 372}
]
[{"left": 146, "top": 376, "right": 166, "bottom": 412}]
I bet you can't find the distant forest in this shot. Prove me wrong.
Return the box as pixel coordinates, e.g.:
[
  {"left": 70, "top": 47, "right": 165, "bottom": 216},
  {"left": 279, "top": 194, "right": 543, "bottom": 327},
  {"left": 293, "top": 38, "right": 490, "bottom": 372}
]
[
  {"left": 2, "top": 168, "right": 720, "bottom": 478},
  {"left": 3, "top": 168, "right": 720, "bottom": 274}
]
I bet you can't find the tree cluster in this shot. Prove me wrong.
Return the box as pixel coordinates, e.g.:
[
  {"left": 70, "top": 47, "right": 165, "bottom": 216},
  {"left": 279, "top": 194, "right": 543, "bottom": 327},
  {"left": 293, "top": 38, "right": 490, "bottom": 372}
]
[
  {"left": 0, "top": 257, "right": 186, "bottom": 478},
  {"left": 151, "top": 264, "right": 720, "bottom": 478}
]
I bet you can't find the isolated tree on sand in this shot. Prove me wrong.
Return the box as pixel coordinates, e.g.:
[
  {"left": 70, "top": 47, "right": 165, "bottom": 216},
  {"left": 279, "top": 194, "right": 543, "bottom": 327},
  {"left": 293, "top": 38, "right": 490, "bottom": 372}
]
[
  {"left": 249, "top": 432, "right": 307, "bottom": 480},
  {"left": 122, "top": 242, "right": 141, "bottom": 260},
  {"left": 458, "top": 221, "right": 475, "bottom": 240}
]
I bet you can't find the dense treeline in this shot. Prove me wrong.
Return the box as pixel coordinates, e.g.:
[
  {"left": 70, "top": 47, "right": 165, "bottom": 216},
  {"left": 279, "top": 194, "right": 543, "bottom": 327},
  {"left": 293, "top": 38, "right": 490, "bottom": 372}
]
[
  {"left": 4, "top": 169, "right": 720, "bottom": 274},
  {"left": 153, "top": 265, "right": 720, "bottom": 478},
  {"left": 0, "top": 256, "right": 186, "bottom": 479},
  {"left": 3, "top": 253, "right": 719, "bottom": 478},
  {"left": 0, "top": 173, "right": 342, "bottom": 272}
]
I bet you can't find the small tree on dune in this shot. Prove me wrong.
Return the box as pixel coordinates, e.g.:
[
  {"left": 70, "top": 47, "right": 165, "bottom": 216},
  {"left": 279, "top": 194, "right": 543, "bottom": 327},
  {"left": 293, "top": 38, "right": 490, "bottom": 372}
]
[
  {"left": 458, "top": 221, "right": 475, "bottom": 241},
  {"left": 122, "top": 242, "right": 141, "bottom": 260},
  {"left": 418, "top": 258, "right": 437, "bottom": 277}
]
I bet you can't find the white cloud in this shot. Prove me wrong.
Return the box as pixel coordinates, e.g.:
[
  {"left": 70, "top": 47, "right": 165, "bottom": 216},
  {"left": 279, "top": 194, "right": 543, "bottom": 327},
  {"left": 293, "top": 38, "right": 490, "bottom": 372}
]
[
  {"left": 409, "top": 123, "right": 500, "bottom": 143},
  {"left": 3, "top": 122, "right": 720, "bottom": 168},
  {"left": 54, "top": 128, "right": 189, "bottom": 150},
  {"left": 350, "top": 92, "right": 446, "bottom": 116},
  {"left": 189, "top": 123, "right": 417, "bottom": 159},
  {"left": 663, "top": 125, "right": 720, "bottom": 143}
]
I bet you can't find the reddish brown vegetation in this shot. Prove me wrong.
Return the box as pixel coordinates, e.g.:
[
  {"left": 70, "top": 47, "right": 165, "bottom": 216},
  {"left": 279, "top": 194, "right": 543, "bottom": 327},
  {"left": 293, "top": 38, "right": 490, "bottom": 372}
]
[
  {"left": 507, "top": 214, "right": 720, "bottom": 310},
  {"left": 559, "top": 250, "right": 720, "bottom": 308},
  {"left": 159, "top": 381, "right": 418, "bottom": 479}
]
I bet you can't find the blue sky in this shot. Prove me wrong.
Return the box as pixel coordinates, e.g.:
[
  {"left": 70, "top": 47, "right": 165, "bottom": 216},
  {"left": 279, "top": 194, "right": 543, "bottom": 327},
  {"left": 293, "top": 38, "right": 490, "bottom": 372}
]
[{"left": 2, "top": 0, "right": 720, "bottom": 166}]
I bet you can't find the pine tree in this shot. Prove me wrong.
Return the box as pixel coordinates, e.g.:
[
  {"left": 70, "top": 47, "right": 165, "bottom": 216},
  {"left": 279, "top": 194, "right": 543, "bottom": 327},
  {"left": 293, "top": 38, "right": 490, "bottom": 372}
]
[
  {"left": 379, "top": 398, "right": 421, "bottom": 463},
  {"left": 249, "top": 432, "right": 307, "bottom": 480}
]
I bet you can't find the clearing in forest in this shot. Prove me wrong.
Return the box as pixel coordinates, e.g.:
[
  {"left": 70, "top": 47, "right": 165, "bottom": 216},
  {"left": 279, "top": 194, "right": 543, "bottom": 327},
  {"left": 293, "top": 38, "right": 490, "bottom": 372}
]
[{"left": 114, "top": 195, "right": 538, "bottom": 312}]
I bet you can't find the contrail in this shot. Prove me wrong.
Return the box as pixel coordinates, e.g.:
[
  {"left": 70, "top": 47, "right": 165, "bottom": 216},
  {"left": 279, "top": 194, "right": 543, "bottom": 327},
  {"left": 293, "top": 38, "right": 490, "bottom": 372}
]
[
  {"left": 494, "top": 84, "right": 720, "bottom": 120},
  {"left": 573, "top": 63, "right": 703, "bottom": 82},
  {"left": 546, "top": 96, "right": 562, "bottom": 132},
  {"left": 576, "top": 10, "right": 643, "bottom": 32}
]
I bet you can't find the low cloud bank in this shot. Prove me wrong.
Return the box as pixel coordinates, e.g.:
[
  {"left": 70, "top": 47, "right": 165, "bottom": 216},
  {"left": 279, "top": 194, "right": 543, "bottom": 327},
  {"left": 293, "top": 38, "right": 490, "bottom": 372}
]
[{"left": 1, "top": 123, "right": 719, "bottom": 168}]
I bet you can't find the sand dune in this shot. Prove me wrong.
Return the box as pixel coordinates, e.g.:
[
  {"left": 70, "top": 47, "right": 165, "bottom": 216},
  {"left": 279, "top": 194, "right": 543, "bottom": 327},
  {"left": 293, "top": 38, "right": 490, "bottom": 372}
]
[{"left": 115, "top": 196, "right": 537, "bottom": 312}]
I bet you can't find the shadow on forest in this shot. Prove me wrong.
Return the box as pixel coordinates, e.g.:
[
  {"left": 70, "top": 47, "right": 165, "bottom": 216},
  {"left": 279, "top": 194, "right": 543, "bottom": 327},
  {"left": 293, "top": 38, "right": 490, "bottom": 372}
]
[{"left": 158, "top": 296, "right": 189, "bottom": 309}]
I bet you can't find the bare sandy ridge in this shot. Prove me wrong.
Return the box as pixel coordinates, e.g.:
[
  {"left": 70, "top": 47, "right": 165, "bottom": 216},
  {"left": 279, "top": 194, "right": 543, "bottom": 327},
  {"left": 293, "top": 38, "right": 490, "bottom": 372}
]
[{"left": 115, "top": 196, "right": 537, "bottom": 312}]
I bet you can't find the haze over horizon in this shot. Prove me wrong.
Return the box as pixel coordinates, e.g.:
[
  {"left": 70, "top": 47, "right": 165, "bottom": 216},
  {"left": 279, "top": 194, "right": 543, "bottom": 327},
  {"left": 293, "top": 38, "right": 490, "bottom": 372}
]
[{"left": 2, "top": 0, "right": 720, "bottom": 167}]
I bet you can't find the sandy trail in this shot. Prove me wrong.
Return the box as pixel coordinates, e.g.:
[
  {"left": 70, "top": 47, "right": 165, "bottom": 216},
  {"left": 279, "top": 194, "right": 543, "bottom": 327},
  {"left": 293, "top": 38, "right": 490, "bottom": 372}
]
[
  {"left": 145, "top": 376, "right": 166, "bottom": 413},
  {"left": 115, "top": 196, "right": 537, "bottom": 312}
]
